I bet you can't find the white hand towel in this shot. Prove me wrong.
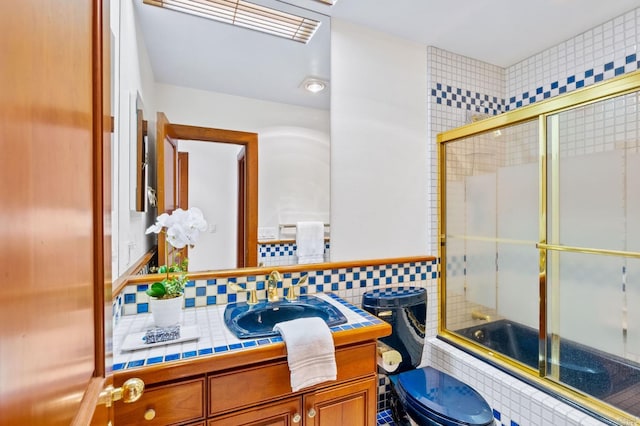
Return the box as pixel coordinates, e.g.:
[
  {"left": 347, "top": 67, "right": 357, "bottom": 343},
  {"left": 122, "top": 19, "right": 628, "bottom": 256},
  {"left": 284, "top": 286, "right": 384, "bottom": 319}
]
[
  {"left": 273, "top": 317, "right": 337, "bottom": 392},
  {"left": 296, "top": 221, "right": 324, "bottom": 264}
]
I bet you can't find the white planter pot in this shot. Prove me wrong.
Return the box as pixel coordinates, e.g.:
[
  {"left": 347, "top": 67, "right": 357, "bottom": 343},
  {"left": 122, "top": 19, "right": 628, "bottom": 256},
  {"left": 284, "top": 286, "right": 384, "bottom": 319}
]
[{"left": 149, "top": 295, "right": 183, "bottom": 327}]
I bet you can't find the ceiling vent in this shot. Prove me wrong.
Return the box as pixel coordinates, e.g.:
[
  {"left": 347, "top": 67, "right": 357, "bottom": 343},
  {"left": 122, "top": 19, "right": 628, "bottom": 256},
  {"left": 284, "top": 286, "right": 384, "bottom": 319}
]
[{"left": 143, "top": 0, "right": 321, "bottom": 43}]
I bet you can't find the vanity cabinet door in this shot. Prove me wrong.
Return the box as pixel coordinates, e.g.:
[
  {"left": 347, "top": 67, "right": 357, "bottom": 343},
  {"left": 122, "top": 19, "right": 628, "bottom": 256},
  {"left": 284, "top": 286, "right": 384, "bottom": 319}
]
[
  {"left": 115, "top": 377, "right": 205, "bottom": 425},
  {"left": 304, "top": 375, "right": 377, "bottom": 426},
  {"left": 208, "top": 396, "right": 302, "bottom": 426}
]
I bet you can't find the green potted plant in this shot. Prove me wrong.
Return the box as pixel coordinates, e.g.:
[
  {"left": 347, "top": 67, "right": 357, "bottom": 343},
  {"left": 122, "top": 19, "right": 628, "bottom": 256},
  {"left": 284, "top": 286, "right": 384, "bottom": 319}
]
[{"left": 145, "top": 207, "right": 207, "bottom": 327}]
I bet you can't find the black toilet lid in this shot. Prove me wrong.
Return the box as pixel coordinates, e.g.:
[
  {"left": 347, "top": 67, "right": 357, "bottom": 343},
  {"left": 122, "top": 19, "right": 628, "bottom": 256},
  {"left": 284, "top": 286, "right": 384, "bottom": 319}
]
[{"left": 396, "top": 367, "right": 494, "bottom": 426}]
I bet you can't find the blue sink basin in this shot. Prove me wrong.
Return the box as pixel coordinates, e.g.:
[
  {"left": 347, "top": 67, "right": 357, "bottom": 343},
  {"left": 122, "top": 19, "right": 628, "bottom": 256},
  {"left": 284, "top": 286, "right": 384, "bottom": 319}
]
[{"left": 224, "top": 295, "right": 348, "bottom": 339}]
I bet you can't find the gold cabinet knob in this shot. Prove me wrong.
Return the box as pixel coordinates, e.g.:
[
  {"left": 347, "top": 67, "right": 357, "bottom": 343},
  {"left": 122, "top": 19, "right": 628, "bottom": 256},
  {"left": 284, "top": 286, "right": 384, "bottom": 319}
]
[
  {"left": 144, "top": 408, "right": 156, "bottom": 421},
  {"left": 292, "top": 413, "right": 302, "bottom": 423},
  {"left": 307, "top": 408, "right": 317, "bottom": 418}
]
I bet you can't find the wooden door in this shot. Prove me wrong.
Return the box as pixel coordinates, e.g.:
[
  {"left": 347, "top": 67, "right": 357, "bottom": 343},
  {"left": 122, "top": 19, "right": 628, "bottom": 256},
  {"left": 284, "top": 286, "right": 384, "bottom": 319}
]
[
  {"left": 304, "top": 377, "right": 377, "bottom": 426},
  {"left": 0, "top": 0, "right": 114, "bottom": 424},
  {"left": 179, "top": 152, "right": 190, "bottom": 210},
  {"left": 208, "top": 397, "right": 302, "bottom": 426},
  {"left": 156, "top": 112, "right": 180, "bottom": 266},
  {"left": 237, "top": 148, "right": 247, "bottom": 268},
  {"left": 177, "top": 151, "right": 190, "bottom": 263}
]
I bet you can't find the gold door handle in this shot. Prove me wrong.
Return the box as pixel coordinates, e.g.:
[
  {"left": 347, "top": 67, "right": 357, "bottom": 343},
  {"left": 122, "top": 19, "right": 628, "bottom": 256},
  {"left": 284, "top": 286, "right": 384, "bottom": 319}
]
[
  {"left": 292, "top": 413, "right": 302, "bottom": 423},
  {"left": 307, "top": 408, "right": 317, "bottom": 418},
  {"left": 98, "top": 378, "right": 145, "bottom": 407}
]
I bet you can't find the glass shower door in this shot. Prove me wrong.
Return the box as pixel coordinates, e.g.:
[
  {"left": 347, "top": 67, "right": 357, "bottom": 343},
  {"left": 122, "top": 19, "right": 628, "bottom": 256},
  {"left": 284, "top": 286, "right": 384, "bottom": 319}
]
[
  {"left": 443, "top": 120, "right": 541, "bottom": 370},
  {"left": 545, "top": 92, "right": 640, "bottom": 415}
]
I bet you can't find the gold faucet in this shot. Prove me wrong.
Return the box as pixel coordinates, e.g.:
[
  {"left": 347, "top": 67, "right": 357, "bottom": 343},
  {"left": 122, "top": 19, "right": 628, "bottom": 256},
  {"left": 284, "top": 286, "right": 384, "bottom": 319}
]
[
  {"left": 285, "top": 274, "right": 308, "bottom": 301},
  {"left": 229, "top": 282, "right": 258, "bottom": 305},
  {"left": 267, "top": 270, "right": 282, "bottom": 302}
]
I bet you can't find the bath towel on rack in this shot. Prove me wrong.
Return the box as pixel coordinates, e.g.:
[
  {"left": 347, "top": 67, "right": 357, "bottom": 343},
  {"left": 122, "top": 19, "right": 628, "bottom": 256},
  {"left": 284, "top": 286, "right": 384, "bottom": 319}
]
[{"left": 296, "top": 221, "right": 324, "bottom": 264}]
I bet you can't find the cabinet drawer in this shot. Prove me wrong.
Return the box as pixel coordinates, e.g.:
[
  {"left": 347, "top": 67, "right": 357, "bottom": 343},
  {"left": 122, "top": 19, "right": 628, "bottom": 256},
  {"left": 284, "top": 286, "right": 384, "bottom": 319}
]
[
  {"left": 209, "top": 342, "right": 375, "bottom": 416},
  {"left": 116, "top": 377, "right": 205, "bottom": 425},
  {"left": 208, "top": 396, "right": 301, "bottom": 426}
]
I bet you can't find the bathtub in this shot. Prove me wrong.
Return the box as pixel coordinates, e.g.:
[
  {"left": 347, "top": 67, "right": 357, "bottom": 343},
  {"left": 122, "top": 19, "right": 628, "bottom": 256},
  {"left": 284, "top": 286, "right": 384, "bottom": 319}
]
[{"left": 455, "top": 319, "right": 640, "bottom": 415}]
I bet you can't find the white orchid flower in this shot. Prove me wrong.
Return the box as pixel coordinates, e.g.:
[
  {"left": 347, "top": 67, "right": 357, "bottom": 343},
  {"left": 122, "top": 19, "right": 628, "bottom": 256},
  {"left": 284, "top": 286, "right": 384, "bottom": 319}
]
[
  {"left": 166, "top": 223, "right": 189, "bottom": 249},
  {"left": 145, "top": 212, "right": 173, "bottom": 234},
  {"left": 151, "top": 207, "right": 208, "bottom": 249}
]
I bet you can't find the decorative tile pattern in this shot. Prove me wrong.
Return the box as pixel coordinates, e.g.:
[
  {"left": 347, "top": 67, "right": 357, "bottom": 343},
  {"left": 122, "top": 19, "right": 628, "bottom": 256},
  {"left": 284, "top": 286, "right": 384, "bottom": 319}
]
[
  {"left": 112, "top": 292, "right": 382, "bottom": 371},
  {"left": 376, "top": 409, "right": 395, "bottom": 426},
  {"left": 505, "top": 55, "right": 639, "bottom": 111},
  {"left": 258, "top": 241, "right": 331, "bottom": 267},
  {"left": 116, "top": 260, "right": 438, "bottom": 322}
]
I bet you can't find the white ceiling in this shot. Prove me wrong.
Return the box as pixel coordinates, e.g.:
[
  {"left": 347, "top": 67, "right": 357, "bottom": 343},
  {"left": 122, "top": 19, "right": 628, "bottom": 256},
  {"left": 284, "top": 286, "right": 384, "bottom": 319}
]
[{"left": 134, "top": 0, "right": 640, "bottom": 110}]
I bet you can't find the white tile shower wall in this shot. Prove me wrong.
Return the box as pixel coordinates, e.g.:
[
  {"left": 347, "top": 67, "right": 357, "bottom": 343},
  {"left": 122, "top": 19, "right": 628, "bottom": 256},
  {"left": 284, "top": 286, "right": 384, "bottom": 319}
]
[
  {"left": 426, "top": 46, "right": 506, "bottom": 254},
  {"left": 505, "top": 8, "right": 640, "bottom": 111},
  {"left": 427, "top": 8, "right": 640, "bottom": 425}
]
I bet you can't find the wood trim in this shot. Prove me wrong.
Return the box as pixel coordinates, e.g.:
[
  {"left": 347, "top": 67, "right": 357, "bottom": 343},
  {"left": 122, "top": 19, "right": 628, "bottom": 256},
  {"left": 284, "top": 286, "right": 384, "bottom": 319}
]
[
  {"left": 178, "top": 151, "right": 189, "bottom": 209},
  {"left": 157, "top": 112, "right": 167, "bottom": 215},
  {"left": 237, "top": 149, "right": 246, "bottom": 267},
  {"left": 134, "top": 105, "right": 145, "bottom": 212},
  {"left": 258, "top": 238, "right": 331, "bottom": 245},
  {"left": 112, "top": 247, "right": 157, "bottom": 296},
  {"left": 92, "top": 0, "right": 109, "bottom": 382},
  {"left": 71, "top": 377, "right": 110, "bottom": 426},
  {"left": 124, "top": 255, "right": 437, "bottom": 284}
]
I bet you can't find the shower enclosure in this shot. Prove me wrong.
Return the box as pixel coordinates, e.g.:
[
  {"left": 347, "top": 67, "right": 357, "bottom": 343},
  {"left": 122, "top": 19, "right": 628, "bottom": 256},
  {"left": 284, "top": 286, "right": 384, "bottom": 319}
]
[{"left": 438, "top": 71, "right": 640, "bottom": 425}]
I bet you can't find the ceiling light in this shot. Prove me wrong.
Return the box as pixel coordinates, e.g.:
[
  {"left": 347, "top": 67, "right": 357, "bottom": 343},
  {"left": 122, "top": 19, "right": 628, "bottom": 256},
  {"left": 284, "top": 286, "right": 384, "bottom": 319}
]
[
  {"left": 144, "top": 0, "right": 321, "bottom": 44},
  {"left": 314, "top": 0, "right": 338, "bottom": 4},
  {"left": 301, "top": 77, "right": 327, "bottom": 93}
]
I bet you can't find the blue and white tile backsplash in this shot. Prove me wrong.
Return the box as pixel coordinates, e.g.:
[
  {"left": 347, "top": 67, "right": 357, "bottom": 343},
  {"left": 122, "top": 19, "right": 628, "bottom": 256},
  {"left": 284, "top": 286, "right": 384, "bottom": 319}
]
[{"left": 114, "top": 259, "right": 438, "bottom": 324}]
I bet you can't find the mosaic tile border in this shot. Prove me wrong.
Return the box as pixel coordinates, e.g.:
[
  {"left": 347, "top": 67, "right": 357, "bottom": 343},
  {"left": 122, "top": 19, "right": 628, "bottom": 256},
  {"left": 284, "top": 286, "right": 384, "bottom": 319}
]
[
  {"left": 112, "top": 293, "right": 383, "bottom": 371},
  {"left": 431, "top": 54, "right": 640, "bottom": 116},
  {"left": 506, "top": 54, "right": 639, "bottom": 111},
  {"left": 431, "top": 83, "right": 504, "bottom": 115},
  {"left": 258, "top": 242, "right": 331, "bottom": 267}
]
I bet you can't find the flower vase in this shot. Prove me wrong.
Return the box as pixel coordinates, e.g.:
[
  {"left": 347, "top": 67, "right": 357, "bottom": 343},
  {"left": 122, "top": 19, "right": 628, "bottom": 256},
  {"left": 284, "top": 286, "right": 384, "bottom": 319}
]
[{"left": 149, "top": 295, "right": 183, "bottom": 327}]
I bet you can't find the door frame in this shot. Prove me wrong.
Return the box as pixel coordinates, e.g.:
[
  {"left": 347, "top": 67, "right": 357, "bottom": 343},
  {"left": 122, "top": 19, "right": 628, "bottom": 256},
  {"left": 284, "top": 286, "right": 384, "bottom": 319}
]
[{"left": 157, "top": 119, "right": 259, "bottom": 267}]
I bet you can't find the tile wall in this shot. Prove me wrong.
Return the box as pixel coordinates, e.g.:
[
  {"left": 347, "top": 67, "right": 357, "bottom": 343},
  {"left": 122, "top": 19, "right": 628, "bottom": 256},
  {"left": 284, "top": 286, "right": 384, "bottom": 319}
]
[
  {"left": 426, "top": 6, "right": 640, "bottom": 426},
  {"left": 114, "top": 259, "right": 438, "bottom": 325},
  {"left": 258, "top": 241, "right": 331, "bottom": 267}
]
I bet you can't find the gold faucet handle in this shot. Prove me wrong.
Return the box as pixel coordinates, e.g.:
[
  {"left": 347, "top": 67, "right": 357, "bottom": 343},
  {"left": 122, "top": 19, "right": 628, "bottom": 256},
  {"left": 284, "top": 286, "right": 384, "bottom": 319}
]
[
  {"left": 229, "top": 283, "right": 259, "bottom": 305},
  {"left": 285, "top": 274, "right": 308, "bottom": 301}
]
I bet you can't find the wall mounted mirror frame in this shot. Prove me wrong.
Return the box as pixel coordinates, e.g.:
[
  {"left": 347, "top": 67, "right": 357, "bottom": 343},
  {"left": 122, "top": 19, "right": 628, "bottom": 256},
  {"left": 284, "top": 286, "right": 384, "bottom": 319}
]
[{"left": 133, "top": 92, "right": 147, "bottom": 212}]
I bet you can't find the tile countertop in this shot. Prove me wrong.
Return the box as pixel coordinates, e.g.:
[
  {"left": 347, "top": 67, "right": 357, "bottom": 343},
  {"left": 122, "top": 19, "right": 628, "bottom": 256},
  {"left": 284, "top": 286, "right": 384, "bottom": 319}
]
[{"left": 113, "top": 293, "right": 384, "bottom": 372}]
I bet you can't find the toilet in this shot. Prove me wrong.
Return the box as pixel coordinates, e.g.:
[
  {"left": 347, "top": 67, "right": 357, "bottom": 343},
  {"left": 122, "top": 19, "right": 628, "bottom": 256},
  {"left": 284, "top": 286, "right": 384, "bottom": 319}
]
[{"left": 362, "top": 287, "right": 494, "bottom": 426}]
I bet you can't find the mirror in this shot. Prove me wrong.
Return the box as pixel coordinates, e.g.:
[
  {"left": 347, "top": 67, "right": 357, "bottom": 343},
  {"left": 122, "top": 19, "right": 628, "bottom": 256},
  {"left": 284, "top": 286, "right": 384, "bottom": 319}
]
[{"left": 118, "top": 0, "right": 331, "bottom": 276}]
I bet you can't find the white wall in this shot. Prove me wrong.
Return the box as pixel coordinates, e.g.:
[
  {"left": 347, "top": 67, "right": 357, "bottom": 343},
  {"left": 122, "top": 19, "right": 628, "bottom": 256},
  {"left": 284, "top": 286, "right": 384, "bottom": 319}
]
[
  {"left": 178, "top": 141, "right": 241, "bottom": 270},
  {"left": 154, "top": 84, "right": 330, "bottom": 240},
  {"left": 113, "top": 0, "right": 158, "bottom": 277},
  {"left": 330, "top": 19, "right": 429, "bottom": 261}
]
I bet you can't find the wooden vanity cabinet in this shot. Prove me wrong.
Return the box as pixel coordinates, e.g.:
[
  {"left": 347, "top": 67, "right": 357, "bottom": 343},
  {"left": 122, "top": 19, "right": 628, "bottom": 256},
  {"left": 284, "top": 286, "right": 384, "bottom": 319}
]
[
  {"left": 208, "top": 341, "right": 377, "bottom": 425},
  {"left": 208, "top": 376, "right": 376, "bottom": 426},
  {"left": 114, "top": 329, "right": 389, "bottom": 425}
]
